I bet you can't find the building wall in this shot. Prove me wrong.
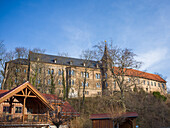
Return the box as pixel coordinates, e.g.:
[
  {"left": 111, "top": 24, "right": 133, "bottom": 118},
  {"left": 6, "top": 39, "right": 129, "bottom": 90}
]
[{"left": 2, "top": 60, "right": 167, "bottom": 96}]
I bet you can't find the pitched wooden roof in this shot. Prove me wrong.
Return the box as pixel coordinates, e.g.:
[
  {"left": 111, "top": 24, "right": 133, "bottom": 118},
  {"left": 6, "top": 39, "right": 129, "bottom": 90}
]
[{"left": 0, "top": 82, "right": 54, "bottom": 110}]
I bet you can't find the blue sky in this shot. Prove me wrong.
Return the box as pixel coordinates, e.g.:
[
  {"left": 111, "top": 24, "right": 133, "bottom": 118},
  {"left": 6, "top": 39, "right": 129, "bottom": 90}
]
[{"left": 0, "top": 0, "right": 170, "bottom": 89}]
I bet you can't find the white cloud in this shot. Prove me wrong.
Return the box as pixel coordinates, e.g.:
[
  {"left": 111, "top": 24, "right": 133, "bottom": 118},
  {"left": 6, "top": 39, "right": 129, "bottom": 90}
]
[
  {"left": 136, "top": 47, "right": 168, "bottom": 70},
  {"left": 62, "top": 25, "right": 92, "bottom": 57}
]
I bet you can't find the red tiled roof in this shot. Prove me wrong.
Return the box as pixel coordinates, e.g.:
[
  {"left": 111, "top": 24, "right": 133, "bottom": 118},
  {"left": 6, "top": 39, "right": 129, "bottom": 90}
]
[
  {"left": 41, "top": 93, "right": 79, "bottom": 116},
  {"left": 114, "top": 67, "right": 166, "bottom": 83},
  {"left": 61, "top": 101, "right": 80, "bottom": 116},
  {"left": 42, "top": 93, "right": 60, "bottom": 101},
  {"left": 0, "top": 90, "right": 8, "bottom": 98},
  {"left": 90, "top": 112, "right": 138, "bottom": 120}
]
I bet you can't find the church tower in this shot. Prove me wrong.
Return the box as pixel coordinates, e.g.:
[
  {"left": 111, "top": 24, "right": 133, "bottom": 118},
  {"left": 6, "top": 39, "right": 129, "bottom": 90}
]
[{"left": 101, "top": 41, "right": 113, "bottom": 95}]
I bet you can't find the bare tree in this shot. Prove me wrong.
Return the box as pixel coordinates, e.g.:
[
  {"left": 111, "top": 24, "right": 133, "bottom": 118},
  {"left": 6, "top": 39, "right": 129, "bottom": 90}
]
[
  {"left": 92, "top": 41, "right": 142, "bottom": 112},
  {"left": 80, "top": 49, "right": 95, "bottom": 108}
]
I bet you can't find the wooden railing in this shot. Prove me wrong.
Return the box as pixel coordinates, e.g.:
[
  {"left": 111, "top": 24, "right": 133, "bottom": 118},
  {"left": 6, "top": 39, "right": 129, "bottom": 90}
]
[{"left": 0, "top": 114, "right": 48, "bottom": 124}]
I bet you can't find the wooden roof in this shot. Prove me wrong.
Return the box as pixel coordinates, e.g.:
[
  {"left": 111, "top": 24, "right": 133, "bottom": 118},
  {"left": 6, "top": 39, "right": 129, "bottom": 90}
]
[
  {"left": 90, "top": 112, "right": 138, "bottom": 120},
  {"left": 0, "top": 82, "right": 54, "bottom": 110}
]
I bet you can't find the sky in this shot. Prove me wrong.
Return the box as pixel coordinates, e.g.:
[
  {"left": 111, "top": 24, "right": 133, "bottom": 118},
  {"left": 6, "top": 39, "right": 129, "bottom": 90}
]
[{"left": 0, "top": 0, "right": 170, "bottom": 89}]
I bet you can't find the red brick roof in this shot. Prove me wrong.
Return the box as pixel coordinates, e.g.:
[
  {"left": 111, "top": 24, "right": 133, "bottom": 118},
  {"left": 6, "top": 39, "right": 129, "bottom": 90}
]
[
  {"left": 41, "top": 93, "right": 79, "bottom": 116},
  {"left": 114, "top": 67, "right": 166, "bottom": 83},
  {"left": 0, "top": 90, "right": 8, "bottom": 98},
  {"left": 90, "top": 112, "right": 138, "bottom": 120}
]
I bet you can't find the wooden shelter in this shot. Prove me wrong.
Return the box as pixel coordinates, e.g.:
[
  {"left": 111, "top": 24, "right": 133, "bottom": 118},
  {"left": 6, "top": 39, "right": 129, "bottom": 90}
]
[
  {"left": 90, "top": 112, "right": 138, "bottom": 128},
  {"left": 0, "top": 81, "right": 54, "bottom": 127}
]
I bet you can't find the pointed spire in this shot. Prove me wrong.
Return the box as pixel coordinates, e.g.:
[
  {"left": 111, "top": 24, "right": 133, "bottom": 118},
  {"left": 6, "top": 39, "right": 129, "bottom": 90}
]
[{"left": 104, "top": 40, "right": 108, "bottom": 56}]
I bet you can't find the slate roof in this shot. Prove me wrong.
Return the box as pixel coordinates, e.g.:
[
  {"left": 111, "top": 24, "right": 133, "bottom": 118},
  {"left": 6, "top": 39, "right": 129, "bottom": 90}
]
[
  {"left": 7, "top": 58, "right": 29, "bottom": 65},
  {"left": 29, "top": 52, "right": 100, "bottom": 68},
  {"left": 7, "top": 52, "right": 166, "bottom": 83}
]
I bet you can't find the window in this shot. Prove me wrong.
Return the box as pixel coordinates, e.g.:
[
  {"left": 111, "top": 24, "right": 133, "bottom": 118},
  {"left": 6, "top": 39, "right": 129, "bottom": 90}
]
[
  {"left": 105, "top": 73, "right": 107, "bottom": 78},
  {"left": 138, "top": 79, "right": 140, "bottom": 84},
  {"left": 72, "top": 90, "right": 74, "bottom": 93},
  {"left": 86, "top": 72, "right": 89, "bottom": 78},
  {"left": 82, "top": 82, "right": 89, "bottom": 87},
  {"left": 69, "top": 70, "right": 71, "bottom": 75},
  {"left": 81, "top": 72, "right": 83, "bottom": 77},
  {"left": 162, "top": 83, "right": 165, "bottom": 89},
  {"left": 96, "top": 73, "right": 100, "bottom": 79},
  {"left": 58, "top": 69, "right": 61, "bottom": 75},
  {"left": 128, "top": 78, "right": 131, "bottom": 82},
  {"left": 72, "top": 80, "right": 74, "bottom": 85},
  {"left": 48, "top": 69, "right": 51, "bottom": 74},
  {"left": 147, "top": 81, "right": 150, "bottom": 85},
  {"left": 96, "top": 74, "right": 98, "bottom": 79},
  {"left": 24, "top": 69, "right": 26, "bottom": 73},
  {"left": 15, "top": 107, "right": 22, "bottom": 113},
  {"left": 98, "top": 74, "right": 100, "bottom": 79},
  {"left": 85, "top": 91, "right": 89, "bottom": 95},
  {"left": 51, "top": 69, "right": 54, "bottom": 74},
  {"left": 106, "top": 82, "right": 108, "bottom": 87},
  {"left": 154, "top": 82, "right": 156, "bottom": 86},
  {"left": 86, "top": 82, "right": 89, "bottom": 87},
  {"left": 151, "top": 82, "right": 153, "bottom": 86},
  {"left": 69, "top": 80, "right": 71, "bottom": 85},
  {"left": 58, "top": 89, "right": 61, "bottom": 94},
  {"left": 71, "top": 70, "right": 75, "bottom": 76},
  {"left": 48, "top": 79, "right": 51, "bottom": 85},
  {"left": 113, "top": 82, "right": 116, "bottom": 89},
  {"left": 16, "top": 68, "right": 20, "bottom": 72},
  {"left": 3, "top": 106, "right": 9, "bottom": 113},
  {"left": 143, "top": 80, "right": 145, "bottom": 85},
  {"left": 97, "top": 92, "right": 101, "bottom": 95},
  {"left": 158, "top": 83, "right": 160, "bottom": 87},
  {"left": 58, "top": 80, "right": 61, "bottom": 85},
  {"left": 96, "top": 83, "right": 100, "bottom": 88},
  {"left": 15, "top": 78, "right": 18, "bottom": 83},
  {"left": 38, "top": 79, "right": 41, "bottom": 84}
]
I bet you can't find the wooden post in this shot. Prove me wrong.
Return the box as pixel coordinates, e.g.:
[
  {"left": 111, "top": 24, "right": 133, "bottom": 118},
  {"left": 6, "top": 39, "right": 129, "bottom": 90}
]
[{"left": 22, "top": 97, "right": 26, "bottom": 123}]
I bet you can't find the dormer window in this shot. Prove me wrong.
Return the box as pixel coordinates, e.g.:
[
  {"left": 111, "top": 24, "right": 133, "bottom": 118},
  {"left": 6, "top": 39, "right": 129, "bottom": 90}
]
[
  {"left": 70, "top": 61, "right": 73, "bottom": 65},
  {"left": 96, "top": 63, "right": 99, "bottom": 68},
  {"left": 54, "top": 59, "right": 57, "bottom": 63}
]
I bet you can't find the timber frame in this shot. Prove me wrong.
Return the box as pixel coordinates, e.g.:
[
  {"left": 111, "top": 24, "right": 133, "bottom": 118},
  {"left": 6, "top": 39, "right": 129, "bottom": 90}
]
[{"left": 0, "top": 81, "right": 54, "bottom": 127}]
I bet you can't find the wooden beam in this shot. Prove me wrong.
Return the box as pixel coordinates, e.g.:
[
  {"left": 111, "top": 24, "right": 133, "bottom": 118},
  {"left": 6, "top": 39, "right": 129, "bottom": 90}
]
[
  {"left": 28, "top": 91, "right": 31, "bottom": 96},
  {"left": 25, "top": 88, "right": 27, "bottom": 95},
  {"left": 14, "top": 94, "right": 36, "bottom": 97},
  {"left": 22, "top": 90, "right": 25, "bottom": 95}
]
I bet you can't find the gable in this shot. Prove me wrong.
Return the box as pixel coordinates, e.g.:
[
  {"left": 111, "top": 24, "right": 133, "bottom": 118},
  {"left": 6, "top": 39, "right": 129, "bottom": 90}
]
[{"left": 0, "top": 82, "right": 54, "bottom": 110}]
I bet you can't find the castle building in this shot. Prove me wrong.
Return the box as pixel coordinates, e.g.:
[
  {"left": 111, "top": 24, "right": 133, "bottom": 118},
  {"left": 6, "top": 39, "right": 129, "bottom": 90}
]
[{"left": 2, "top": 45, "right": 167, "bottom": 97}]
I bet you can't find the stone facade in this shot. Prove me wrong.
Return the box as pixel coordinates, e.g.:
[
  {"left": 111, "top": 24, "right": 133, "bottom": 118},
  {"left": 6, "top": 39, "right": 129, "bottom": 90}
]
[{"left": 2, "top": 46, "right": 167, "bottom": 97}]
